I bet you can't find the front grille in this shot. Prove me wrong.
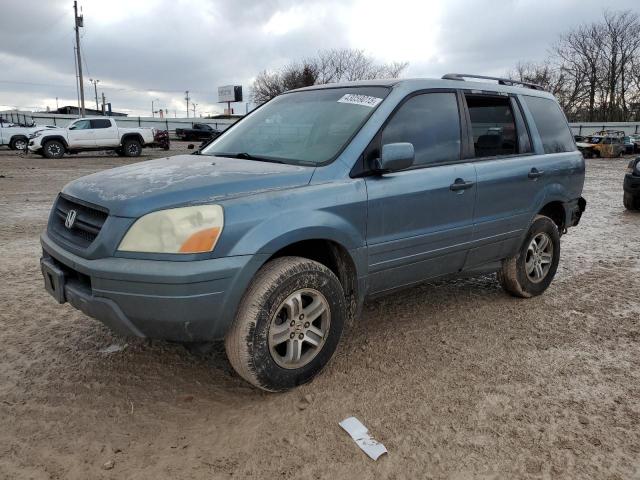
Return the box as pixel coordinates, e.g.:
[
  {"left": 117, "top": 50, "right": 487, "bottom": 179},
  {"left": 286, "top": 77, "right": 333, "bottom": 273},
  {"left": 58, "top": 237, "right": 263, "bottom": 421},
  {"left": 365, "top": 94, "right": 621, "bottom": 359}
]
[{"left": 50, "top": 194, "right": 108, "bottom": 248}]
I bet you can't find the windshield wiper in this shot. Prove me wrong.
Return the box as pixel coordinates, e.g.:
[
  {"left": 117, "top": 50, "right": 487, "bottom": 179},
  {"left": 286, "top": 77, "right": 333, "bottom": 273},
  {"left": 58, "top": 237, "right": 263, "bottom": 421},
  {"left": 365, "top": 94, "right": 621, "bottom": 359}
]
[{"left": 211, "top": 152, "right": 284, "bottom": 164}]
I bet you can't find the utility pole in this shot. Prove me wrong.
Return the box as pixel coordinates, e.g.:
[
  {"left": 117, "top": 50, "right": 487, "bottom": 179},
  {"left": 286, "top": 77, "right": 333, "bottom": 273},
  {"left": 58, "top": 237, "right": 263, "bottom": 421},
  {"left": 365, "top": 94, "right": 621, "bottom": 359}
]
[
  {"left": 101, "top": 92, "right": 106, "bottom": 115},
  {"left": 74, "top": 1, "right": 86, "bottom": 117},
  {"left": 89, "top": 78, "right": 99, "bottom": 112},
  {"left": 185, "top": 90, "right": 190, "bottom": 118},
  {"left": 56, "top": 97, "right": 59, "bottom": 110},
  {"left": 73, "top": 44, "right": 80, "bottom": 114},
  {"left": 192, "top": 103, "right": 197, "bottom": 118},
  {"left": 152, "top": 98, "right": 159, "bottom": 118}
]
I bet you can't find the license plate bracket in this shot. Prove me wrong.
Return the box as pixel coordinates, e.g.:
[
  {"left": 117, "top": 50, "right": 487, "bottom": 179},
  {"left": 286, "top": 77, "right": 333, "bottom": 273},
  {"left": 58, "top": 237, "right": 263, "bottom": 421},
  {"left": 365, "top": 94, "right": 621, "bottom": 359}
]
[{"left": 41, "top": 258, "right": 66, "bottom": 304}]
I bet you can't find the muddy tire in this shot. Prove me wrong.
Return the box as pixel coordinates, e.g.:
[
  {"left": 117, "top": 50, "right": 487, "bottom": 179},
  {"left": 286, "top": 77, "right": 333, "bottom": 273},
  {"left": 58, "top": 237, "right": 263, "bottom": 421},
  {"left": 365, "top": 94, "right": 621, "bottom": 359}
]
[
  {"left": 42, "top": 140, "right": 65, "bottom": 159},
  {"left": 9, "top": 136, "right": 27, "bottom": 151},
  {"left": 498, "top": 215, "right": 561, "bottom": 298},
  {"left": 624, "top": 192, "right": 639, "bottom": 210},
  {"left": 225, "top": 256, "right": 346, "bottom": 392},
  {"left": 122, "top": 138, "right": 142, "bottom": 157}
]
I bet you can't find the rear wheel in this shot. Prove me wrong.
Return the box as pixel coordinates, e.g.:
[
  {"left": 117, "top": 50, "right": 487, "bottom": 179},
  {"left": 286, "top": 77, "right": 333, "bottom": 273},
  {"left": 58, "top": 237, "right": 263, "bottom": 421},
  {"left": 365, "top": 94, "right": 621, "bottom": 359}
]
[
  {"left": 624, "top": 192, "right": 639, "bottom": 210},
  {"left": 122, "top": 138, "right": 142, "bottom": 157},
  {"left": 498, "top": 215, "right": 561, "bottom": 298},
  {"left": 9, "top": 136, "right": 27, "bottom": 151},
  {"left": 225, "top": 257, "right": 346, "bottom": 392},
  {"left": 42, "top": 140, "right": 65, "bottom": 159}
]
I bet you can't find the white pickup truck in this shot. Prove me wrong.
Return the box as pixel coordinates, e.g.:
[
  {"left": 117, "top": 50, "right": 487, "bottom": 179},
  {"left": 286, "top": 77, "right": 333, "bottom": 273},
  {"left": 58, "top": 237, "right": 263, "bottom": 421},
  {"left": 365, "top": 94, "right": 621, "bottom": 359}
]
[
  {"left": 28, "top": 117, "right": 156, "bottom": 159},
  {"left": 0, "top": 125, "right": 50, "bottom": 151}
]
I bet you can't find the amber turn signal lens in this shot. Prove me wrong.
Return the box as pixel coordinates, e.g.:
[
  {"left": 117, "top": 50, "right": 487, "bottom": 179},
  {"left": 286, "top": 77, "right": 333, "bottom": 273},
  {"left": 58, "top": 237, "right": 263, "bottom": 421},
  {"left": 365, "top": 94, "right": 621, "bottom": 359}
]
[{"left": 179, "top": 227, "right": 222, "bottom": 253}]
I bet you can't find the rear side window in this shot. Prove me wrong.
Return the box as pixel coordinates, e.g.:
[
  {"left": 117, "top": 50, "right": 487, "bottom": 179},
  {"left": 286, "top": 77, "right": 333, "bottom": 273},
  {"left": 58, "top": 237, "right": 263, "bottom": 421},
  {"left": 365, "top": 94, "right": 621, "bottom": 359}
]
[
  {"left": 90, "top": 119, "right": 112, "bottom": 129},
  {"left": 381, "top": 92, "right": 460, "bottom": 167},
  {"left": 523, "top": 96, "right": 576, "bottom": 154},
  {"left": 465, "top": 95, "right": 517, "bottom": 157}
]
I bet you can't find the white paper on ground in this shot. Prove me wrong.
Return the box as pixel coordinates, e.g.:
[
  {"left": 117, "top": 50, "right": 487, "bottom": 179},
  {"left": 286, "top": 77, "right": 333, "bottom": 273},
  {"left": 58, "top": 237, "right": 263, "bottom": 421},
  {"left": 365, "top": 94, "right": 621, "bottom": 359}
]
[
  {"left": 99, "top": 344, "right": 127, "bottom": 354},
  {"left": 339, "top": 416, "right": 387, "bottom": 460}
]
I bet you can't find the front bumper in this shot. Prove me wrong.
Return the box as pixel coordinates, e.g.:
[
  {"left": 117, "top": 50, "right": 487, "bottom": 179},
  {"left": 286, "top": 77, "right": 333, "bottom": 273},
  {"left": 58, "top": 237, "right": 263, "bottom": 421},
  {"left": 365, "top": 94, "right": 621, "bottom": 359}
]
[
  {"left": 28, "top": 139, "right": 42, "bottom": 153},
  {"left": 41, "top": 232, "right": 267, "bottom": 341},
  {"left": 624, "top": 173, "right": 640, "bottom": 196}
]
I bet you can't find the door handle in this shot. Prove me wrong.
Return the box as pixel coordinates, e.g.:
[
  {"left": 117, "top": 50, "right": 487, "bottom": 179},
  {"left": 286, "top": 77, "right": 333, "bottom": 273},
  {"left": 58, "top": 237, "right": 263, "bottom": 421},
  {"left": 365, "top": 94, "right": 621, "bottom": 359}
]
[
  {"left": 528, "top": 168, "right": 545, "bottom": 179},
  {"left": 449, "top": 178, "right": 475, "bottom": 191}
]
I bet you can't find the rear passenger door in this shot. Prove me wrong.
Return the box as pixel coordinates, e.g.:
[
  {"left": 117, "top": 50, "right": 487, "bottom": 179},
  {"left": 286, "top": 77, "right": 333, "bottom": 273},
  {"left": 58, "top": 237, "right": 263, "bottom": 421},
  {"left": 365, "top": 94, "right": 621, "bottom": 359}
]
[
  {"left": 462, "top": 92, "right": 570, "bottom": 268},
  {"left": 364, "top": 91, "right": 477, "bottom": 293},
  {"left": 90, "top": 119, "right": 119, "bottom": 147}
]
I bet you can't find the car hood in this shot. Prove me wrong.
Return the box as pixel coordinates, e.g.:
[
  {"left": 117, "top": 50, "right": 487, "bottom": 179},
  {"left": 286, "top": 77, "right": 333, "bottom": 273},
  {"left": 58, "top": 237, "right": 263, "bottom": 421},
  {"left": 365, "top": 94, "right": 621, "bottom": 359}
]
[
  {"left": 63, "top": 154, "right": 315, "bottom": 217},
  {"left": 35, "top": 127, "right": 67, "bottom": 136}
]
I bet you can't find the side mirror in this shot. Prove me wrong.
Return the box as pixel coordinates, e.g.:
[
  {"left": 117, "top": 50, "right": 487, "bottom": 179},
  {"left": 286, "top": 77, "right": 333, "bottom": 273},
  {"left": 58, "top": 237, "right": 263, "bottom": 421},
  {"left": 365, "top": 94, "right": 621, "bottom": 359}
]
[{"left": 374, "top": 142, "right": 414, "bottom": 173}]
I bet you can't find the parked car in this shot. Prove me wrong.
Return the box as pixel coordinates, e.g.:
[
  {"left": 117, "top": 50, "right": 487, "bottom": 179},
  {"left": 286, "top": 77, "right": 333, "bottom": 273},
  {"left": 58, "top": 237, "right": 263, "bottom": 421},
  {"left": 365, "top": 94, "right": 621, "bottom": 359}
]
[
  {"left": 175, "top": 122, "right": 221, "bottom": 141},
  {"left": 39, "top": 74, "right": 586, "bottom": 391},
  {"left": 623, "top": 157, "right": 640, "bottom": 210},
  {"left": 576, "top": 130, "right": 625, "bottom": 158},
  {"left": 623, "top": 136, "right": 635, "bottom": 154},
  {"left": 629, "top": 134, "right": 640, "bottom": 153},
  {"left": 28, "top": 117, "right": 156, "bottom": 158},
  {"left": 0, "top": 124, "right": 51, "bottom": 150}
]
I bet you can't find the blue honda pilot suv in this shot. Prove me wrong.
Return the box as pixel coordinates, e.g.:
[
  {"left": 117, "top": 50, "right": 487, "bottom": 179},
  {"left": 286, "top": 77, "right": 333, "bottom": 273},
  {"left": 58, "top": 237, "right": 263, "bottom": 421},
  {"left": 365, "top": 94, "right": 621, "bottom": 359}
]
[{"left": 40, "top": 74, "right": 586, "bottom": 391}]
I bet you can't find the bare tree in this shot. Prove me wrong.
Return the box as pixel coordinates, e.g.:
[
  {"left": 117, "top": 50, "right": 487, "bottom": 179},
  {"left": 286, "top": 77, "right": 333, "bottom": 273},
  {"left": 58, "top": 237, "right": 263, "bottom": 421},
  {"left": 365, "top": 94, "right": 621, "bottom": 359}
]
[
  {"left": 252, "top": 48, "right": 408, "bottom": 104},
  {"left": 515, "top": 10, "right": 640, "bottom": 122}
]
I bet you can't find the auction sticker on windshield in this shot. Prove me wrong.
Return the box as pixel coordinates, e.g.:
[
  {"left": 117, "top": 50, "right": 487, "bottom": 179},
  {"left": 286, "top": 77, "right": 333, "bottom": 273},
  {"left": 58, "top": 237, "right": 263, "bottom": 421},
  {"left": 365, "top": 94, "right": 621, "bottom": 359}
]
[{"left": 337, "top": 94, "right": 383, "bottom": 108}]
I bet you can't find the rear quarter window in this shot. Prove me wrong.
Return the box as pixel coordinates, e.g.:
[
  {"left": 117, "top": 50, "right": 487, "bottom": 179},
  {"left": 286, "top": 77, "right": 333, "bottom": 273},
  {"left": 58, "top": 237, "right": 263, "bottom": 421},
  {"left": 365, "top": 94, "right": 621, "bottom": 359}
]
[{"left": 523, "top": 96, "right": 576, "bottom": 154}]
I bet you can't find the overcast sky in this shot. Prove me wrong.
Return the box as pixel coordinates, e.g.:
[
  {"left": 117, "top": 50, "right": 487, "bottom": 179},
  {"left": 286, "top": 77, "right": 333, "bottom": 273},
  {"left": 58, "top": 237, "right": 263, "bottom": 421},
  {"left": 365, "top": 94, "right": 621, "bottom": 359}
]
[{"left": 0, "top": 0, "right": 638, "bottom": 117}]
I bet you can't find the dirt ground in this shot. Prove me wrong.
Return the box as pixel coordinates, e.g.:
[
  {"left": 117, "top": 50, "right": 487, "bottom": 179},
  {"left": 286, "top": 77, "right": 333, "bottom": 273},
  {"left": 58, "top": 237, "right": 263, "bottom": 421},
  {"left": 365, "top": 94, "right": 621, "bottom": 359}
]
[{"left": 0, "top": 143, "right": 639, "bottom": 480}]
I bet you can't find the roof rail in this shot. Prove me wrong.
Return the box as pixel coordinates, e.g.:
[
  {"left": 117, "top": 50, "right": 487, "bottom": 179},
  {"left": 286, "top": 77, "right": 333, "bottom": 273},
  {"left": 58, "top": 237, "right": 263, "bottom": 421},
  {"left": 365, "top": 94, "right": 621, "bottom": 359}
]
[{"left": 442, "top": 73, "right": 545, "bottom": 91}]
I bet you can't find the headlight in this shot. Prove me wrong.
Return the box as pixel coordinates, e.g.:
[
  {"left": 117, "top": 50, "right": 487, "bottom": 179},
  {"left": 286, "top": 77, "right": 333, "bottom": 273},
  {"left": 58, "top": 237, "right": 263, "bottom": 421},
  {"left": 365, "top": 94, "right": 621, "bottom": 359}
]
[{"left": 118, "top": 205, "right": 224, "bottom": 254}]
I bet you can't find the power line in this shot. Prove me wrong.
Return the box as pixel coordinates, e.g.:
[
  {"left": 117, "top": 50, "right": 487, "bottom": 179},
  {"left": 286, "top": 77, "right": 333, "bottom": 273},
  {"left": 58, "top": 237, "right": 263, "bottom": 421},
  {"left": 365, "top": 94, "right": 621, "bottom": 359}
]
[{"left": 0, "top": 79, "right": 217, "bottom": 96}]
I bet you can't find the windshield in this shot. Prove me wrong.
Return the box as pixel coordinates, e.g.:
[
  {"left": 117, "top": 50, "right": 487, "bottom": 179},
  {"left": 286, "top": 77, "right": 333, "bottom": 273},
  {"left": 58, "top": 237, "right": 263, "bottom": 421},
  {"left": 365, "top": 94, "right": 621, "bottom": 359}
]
[{"left": 201, "top": 86, "right": 389, "bottom": 165}]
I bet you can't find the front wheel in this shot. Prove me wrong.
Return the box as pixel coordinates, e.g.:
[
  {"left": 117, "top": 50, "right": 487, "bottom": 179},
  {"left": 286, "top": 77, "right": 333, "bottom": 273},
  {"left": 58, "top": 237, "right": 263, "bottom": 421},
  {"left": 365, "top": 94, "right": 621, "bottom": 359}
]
[
  {"left": 624, "top": 192, "right": 639, "bottom": 210},
  {"left": 498, "top": 215, "right": 561, "bottom": 298},
  {"left": 42, "top": 140, "right": 65, "bottom": 159},
  {"left": 225, "top": 257, "right": 346, "bottom": 392}
]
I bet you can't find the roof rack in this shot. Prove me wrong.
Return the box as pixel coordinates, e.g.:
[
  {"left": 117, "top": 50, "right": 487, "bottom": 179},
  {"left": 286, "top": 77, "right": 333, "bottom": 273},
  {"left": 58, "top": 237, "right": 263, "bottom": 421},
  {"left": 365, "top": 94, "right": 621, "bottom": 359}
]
[{"left": 442, "top": 73, "right": 546, "bottom": 91}]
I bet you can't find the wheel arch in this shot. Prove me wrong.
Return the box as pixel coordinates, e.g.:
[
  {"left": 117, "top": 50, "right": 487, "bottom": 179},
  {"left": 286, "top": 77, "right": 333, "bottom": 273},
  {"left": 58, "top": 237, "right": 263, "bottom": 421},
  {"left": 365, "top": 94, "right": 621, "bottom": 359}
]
[
  {"left": 41, "top": 135, "right": 68, "bottom": 148},
  {"left": 120, "top": 133, "right": 144, "bottom": 146},
  {"left": 538, "top": 200, "right": 566, "bottom": 232},
  {"left": 9, "top": 134, "right": 28, "bottom": 145},
  {"left": 263, "top": 238, "right": 360, "bottom": 323}
]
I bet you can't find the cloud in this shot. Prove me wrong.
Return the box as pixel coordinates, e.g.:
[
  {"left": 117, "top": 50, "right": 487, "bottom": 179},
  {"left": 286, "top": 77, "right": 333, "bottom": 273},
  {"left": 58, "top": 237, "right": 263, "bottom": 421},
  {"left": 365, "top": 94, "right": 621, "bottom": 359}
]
[{"left": 0, "top": 0, "right": 638, "bottom": 116}]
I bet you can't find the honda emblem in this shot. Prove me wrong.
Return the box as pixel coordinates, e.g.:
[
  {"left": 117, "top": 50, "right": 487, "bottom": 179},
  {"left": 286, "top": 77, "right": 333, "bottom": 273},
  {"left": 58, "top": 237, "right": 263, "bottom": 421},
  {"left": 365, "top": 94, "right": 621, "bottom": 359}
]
[{"left": 65, "top": 209, "right": 77, "bottom": 229}]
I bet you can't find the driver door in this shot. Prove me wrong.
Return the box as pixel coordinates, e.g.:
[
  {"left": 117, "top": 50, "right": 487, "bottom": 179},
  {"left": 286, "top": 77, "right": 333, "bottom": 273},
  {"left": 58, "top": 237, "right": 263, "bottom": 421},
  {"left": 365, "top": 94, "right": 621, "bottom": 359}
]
[
  {"left": 364, "top": 92, "right": 477, "bottom": 294},
  {"left": 67, "top": 119, "right": 96, "bottom": 148}
]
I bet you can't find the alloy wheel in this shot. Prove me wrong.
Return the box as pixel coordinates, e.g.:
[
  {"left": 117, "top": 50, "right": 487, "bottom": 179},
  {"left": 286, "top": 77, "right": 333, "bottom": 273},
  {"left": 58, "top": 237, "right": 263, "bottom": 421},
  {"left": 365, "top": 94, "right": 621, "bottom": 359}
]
[
  {"left": 268, "top": 288, "right": 331, "bottom": 369},
  {"left": 525, "top": 232, "right": 553, "bottom": 283}
]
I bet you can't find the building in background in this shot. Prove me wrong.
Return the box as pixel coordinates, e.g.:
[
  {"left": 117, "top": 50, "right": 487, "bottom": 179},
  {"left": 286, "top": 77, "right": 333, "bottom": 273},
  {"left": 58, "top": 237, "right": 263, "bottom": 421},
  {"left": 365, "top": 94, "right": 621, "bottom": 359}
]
[{"left": 53, "top": 106, "right": 128, "bottom": 117}]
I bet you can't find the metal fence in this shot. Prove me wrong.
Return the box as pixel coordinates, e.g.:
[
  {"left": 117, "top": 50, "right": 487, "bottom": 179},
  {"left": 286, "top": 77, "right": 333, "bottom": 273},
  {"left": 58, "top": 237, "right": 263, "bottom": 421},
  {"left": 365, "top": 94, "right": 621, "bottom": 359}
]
[
  {"left": 4, "top": 110, "right": 640, "bottom": 138},
  {"left": 569, "top": 122, "right": 640, "bottom": 136},
  {"left": 0, "top": 110, "right": 238, "bottom": 138}
]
